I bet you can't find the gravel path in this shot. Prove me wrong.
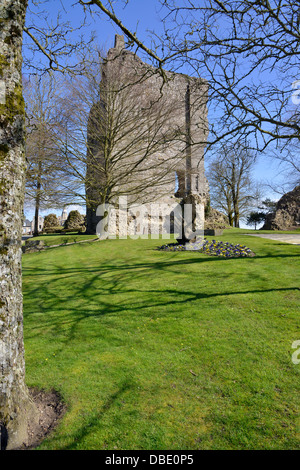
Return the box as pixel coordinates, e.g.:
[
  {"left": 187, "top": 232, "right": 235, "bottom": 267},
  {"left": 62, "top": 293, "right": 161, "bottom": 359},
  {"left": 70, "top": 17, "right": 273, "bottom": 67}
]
[{"left": 245, "top": 233, "right": 300, "bottom": 245}]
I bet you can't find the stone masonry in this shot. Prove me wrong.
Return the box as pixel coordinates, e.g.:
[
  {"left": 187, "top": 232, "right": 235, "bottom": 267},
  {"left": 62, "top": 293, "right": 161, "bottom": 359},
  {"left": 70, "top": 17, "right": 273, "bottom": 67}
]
[
  {"left": 262, "top": 185, "right": 300, "bottom": 230},
  {"left": 86, "top": 35, "right": 209, "bottom": 235}
]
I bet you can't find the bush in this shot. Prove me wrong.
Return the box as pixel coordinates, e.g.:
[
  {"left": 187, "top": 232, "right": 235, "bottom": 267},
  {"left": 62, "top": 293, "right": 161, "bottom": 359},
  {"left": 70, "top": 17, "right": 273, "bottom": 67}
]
[
  {"left": 246, "top": 211, "right": 266, "bottom": 230},
  {"left": 44, "top": 214, "right": 59, "bottom": 231},
  {"left": 64, "top": 210, "right": 85, "bottom": 231},
  {"left": 43, "top": 227, "right": 63, "bottom": 234},
  {"left": 61, "top": 228, "right": 85, "bottom": 234}
]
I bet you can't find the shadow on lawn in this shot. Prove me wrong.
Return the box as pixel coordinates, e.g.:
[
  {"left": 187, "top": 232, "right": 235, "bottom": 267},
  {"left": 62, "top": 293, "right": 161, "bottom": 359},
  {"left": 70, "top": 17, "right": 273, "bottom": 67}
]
[
  {"left": 23, "top": 246, "right": 300, "bottom": 277},
  {"left": 22, "top": 248, "right": 299, "bottom": 449},
  {"left": 23, "top": 251, "right": 300, "bottom": 348},
  {"left": 59, "top": 380, "right": 134, "bottom": 450}
]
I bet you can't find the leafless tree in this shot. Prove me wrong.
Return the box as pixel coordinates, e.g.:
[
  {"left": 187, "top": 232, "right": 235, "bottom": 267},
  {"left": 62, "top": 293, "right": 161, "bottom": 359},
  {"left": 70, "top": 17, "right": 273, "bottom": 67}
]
[
  {"left": 0, "top": 1, "right": 203, "bottom": 445},
  {"left": 0, "top": 0, "right": 100, "bottom": 450},
  {"left": 24, "top": 74, "right": 77, "bottom": 235},
  {"left": 85, "top": 2, "right": 300, "bottom": 167},
  {"left": 0, "top": 0, "right": 37, "bottom": 451},
  {"left": 207, "top": 141, "right": 258, "bottom": 227},
  {"left": 55, "top": 49, "right": 197, "bottom": 234},
  {"left": 265, "top": 141, "right": 300, "bottom": 195},
  {"left": 72, "top": 1, "right": 300, "bottom": 207},
  {"left": 154, "top": 0, "right": 300, "bottom": 150}
]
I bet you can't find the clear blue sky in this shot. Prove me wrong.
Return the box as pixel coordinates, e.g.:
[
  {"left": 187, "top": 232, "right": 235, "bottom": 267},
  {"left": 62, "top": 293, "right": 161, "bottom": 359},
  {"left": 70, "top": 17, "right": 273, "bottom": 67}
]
[
  {"left": 25, "top": 0, "right": 165, "bottom": 52},
  {"left": 23, "top": 0, "right": 282, "bottom": 225}
]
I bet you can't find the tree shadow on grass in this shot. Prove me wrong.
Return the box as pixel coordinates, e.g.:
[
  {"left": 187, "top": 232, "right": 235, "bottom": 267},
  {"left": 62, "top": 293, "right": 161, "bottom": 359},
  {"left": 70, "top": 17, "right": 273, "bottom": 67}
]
[
  {"left": 22, "top": 247, "right": 300, "bottom": 278},
  {"left": 22, "top": 247, "right": 299, "bottom": 449},
  {"left": 23, "top": 252, "right": 300, "bottom": 347},
  {"left": 41, "top": 379, "right": 135, "bottom": 450},
  {"left": 22, "top": 240, "right": 300, "bottom": 352}
]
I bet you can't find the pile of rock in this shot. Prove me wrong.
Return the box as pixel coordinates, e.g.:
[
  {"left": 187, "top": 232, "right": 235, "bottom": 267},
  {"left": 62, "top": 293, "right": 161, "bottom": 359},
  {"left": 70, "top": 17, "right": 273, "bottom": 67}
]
[
  {"left": 262, "top": 185, "right": 300, "bottom": 230},
  {"left": 22, "top": 240, "right": 45, "bottom": 253},
  {"left": 205, "top": 207, "right": 229, "bottom": 229}
]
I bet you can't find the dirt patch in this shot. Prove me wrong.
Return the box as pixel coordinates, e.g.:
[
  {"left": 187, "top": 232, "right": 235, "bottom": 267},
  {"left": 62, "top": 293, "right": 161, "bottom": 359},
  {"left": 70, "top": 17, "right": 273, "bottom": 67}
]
[{"left": 20, "top": 388, "right": 66, "bottom": 450}]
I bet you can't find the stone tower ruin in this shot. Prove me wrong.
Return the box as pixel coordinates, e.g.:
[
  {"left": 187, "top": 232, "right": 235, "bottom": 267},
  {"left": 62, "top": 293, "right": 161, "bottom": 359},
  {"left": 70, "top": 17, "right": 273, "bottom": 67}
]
[{"left": 86, "top": 35, "right": 209, "bottom": 235}]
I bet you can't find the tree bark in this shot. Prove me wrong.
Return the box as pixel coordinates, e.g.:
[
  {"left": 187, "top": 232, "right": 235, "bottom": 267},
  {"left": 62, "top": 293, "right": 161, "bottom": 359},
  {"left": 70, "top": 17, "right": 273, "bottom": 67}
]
[
  {"left": 33, "top": 161, "right": 42, "bottom": 236},
  {"left": 33, "top": 197, "right": 40, "bottom": 236},
  {"left": 0, "top": 0, "right": 38, "bottom": 450}
]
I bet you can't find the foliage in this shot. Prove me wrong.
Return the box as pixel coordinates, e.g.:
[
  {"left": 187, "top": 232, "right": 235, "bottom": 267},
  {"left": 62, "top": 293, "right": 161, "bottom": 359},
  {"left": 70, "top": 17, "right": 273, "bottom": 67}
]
[
  {"left": 33, "top": 232, "right": 98, "bottom": 246},
  {"left": 42, "top": 226, "right": 63, "bottom": 234},
  {"left": 43, "top": 214, "right": 59, "bottom": 231},
  {"left": 246, "top": 212, "right": 266, "bottom": 230},
  {"left": 63, "top": 210, "right": 85, "bottom": 231},
  {"left": 259, "top": 199, "right": 277, "bottom": 214}
]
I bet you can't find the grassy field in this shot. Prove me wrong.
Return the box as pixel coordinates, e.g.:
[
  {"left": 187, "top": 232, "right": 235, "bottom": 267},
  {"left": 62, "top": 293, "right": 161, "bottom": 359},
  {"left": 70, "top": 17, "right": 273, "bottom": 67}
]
[
  {"left": 22, "top": 230, "right": 300, "bottom": 450},
  {"left": 31, "top": 232, "right": 98, "bottom": 246}
]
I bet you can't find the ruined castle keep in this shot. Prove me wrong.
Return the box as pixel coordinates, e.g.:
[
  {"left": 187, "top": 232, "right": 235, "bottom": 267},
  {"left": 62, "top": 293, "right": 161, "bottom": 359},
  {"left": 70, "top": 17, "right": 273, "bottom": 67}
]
[{"left": 86, "top": 35, "right": 209, "bottom": 235}]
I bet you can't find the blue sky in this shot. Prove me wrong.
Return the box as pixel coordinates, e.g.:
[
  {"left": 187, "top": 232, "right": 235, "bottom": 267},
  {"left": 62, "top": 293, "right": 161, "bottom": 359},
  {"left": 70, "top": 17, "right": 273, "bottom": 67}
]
[
  {"left": 23, "top": 0, "right": 284, "bottom": 225},
  {"left": 25, "top": 0, "right": 164, "bottom": 53}
]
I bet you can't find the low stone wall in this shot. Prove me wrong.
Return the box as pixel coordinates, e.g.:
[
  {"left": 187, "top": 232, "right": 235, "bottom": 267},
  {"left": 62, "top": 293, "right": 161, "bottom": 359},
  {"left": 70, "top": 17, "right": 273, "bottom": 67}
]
[{"left": 22, "top": 240, "right": 45, "bottom": 253}]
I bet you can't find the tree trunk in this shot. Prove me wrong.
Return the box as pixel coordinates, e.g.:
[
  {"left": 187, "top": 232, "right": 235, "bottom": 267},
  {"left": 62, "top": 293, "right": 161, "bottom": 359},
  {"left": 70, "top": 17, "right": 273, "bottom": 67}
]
[
  {"left": 232, "top": 185, "right": 240, "bottom": 227},
  {"left": 234, "top": 209, "right": 240, "bottom": 227},
  {"left": 33, "top": 198, "right": 40, "bottom": 236},
  {"left": 33, "top": 161, "right": 42, "bottom": 236},
  {"left": 226, "top": 195, "right": 234, "bottom": 227},
  {"left": 0, "top": 0, "right": 38, "bottom": 450}
]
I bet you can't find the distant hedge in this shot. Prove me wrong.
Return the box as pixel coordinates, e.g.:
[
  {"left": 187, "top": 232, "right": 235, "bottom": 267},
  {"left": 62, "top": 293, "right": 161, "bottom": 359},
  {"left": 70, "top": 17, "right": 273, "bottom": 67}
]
[{"left": 42, "top": 227, "right": 86, "bottom": 234}]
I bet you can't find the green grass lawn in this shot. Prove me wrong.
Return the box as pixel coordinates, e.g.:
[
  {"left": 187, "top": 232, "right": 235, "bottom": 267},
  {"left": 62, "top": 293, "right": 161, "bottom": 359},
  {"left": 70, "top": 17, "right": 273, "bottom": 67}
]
[
  {"left": 32, "top": 232, "right": 98, "bottom": 246},
  {"left": 22, "top": 230, "right": 300, "bottom": 450}
]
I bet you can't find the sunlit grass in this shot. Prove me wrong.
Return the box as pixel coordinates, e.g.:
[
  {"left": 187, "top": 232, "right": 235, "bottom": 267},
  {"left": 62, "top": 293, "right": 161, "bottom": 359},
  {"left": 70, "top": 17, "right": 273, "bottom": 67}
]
[
  {"left": 32, "top": 232, "right": 98, "bottom": 246},
  {"left": 22, "top": 232, "right": 300, "bottom": 449}
]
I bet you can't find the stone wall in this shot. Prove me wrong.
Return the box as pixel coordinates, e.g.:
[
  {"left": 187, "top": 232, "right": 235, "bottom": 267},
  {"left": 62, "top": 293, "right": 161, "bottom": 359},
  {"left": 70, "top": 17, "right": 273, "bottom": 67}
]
[
  {"left": 262, "top": 185, "right": 300, "bottom": 230},
  {"left": 86, "top": 35, "right": 209, "bottom": 235}
]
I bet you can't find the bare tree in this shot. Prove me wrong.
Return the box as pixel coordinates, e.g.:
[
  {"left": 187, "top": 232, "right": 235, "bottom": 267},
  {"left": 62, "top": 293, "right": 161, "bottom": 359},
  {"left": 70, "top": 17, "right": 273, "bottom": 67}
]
[
  {"left": 0, "top": 0, "right": 39, "bottom": 450},
  {"left": 0, "top": 0, "right": 97, "bottom": 450},
  {"left": 84, "top": 2, "right": 300, "bottom": 153},
  {"left": 207, "top": 141, "right": 258, "bottom": 227},
  {"left": 23, "top": 0, "right": 96, "bottom": 74},
  {"left": 153, "top": 0, "right": 300, "bottom": 151},
  {"left": 54, "top": 44, "right": 207, "bottom": 234},
  {"left": 24, "top": 75, "right": 76, "bottom": 235},
  {"left": 2, "top": 0, "right": 270, "bottom": 448},
  {"left": 0, "top": 3, "right": 176, "bottom": 445},
  {"left": 265, "top": 141, "right": 300, "bottom": 195}
]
